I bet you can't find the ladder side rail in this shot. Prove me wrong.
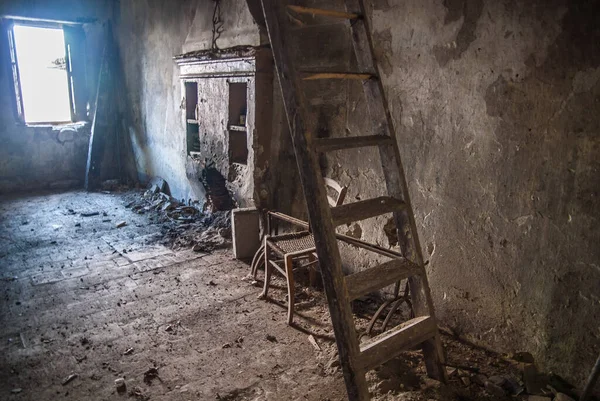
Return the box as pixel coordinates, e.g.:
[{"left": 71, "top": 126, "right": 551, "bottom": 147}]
[{"left": 344, "top": 0, "right": 448, "bottom": 382}]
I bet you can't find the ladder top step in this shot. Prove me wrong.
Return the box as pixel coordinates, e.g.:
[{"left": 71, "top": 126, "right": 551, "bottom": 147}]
[
  {"left": 301, "top": 72, "right": 376, "bottom": 81},
  {"left": 331, "top": 196, "right": 406, "bottom": 227},
  {"left": 345, "top": 258, "right": 422, "bottom": 301},
  {"left": 358, "top": 316, "right": 437, "bottom": 371},
  {"left": 314, "top": 135, "right": 393, "bottom": 152},
  {"left": 287, "top": 5, "right": 361, "bottom": 20}
]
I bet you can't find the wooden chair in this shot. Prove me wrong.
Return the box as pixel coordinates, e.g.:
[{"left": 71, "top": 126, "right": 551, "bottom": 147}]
[{"left": 258, "top": 178, "right": 347, "bottom": 325}]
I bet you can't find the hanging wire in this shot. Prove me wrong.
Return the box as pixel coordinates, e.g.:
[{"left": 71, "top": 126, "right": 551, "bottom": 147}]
[{"left": 211, "top": 0, "right": 224, "bottom": 50}]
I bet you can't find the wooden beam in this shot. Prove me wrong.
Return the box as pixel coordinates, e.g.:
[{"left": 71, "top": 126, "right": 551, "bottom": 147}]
[
  {"left": 330, "top": 196, "right": 406, "bottom": 226},
  {"left": 301, "top": 72, "right": 374, "bottom": 80},
  {"left": 287, "top": 5, "right": 360, "bottom": 20}
]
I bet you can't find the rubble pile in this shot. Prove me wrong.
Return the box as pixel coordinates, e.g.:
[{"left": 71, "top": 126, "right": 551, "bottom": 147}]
[{"left": 123, "top": 182, "right": 232, "bottom": 252}]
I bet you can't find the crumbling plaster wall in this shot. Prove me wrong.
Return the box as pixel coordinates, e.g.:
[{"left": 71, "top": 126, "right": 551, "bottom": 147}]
[
  {"left": 279, "top": 0, "right": 599, "bottom": 389},
  {"left": 0, "top": 0, "right": 113, "bottom": 193},
  {"left": 116, "top": 0, "right": 266, "bottom": 202}
]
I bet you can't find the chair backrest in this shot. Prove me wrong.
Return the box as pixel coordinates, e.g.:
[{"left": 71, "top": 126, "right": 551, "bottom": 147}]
[{"left": 323, "top": 177, "right": 348, "bottom": 207}]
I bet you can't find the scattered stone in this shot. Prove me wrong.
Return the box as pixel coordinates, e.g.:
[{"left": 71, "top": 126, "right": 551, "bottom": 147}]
[
  {"left": 62, "top": 373, "right": 78, "bottom": 385},
  {"left": 460, "top": 376, "right": 471, "bottom": 386},
  {"left": 265, "top": 334, "right": 277, "bottom": 343},
  {"left": 116, "top": 221, "right": 127, "bottom": 228},
  {"left": 123, "top": 347, "right": 134, "bottom": 355},
  {"left": 11, "top": 388, "right": 22, "bottom": 394},
  {"left": 80, "top": 212, "right": 99, "bottom": 217},
  {"left": 115, "top": 377, "right": 127, "bottom": 393},
  {"left": 308, "top": 335, "right": 321, "bottom": 351},
  {"left": 208, "top": 280, "right": 217, "bottom": 286},
  {"left": 165, "top": 325, "right": 173, "bottom": 332}
]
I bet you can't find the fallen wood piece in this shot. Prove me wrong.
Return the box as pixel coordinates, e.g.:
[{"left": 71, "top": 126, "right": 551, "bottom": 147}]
[
  {"left": 115, "top": 221, "right": 127, "bottom": 228},
  {"left": 580, "top": 353, "right": 600, "bottom": 401},
  {"left": 62, "top": 373, "right": 78, "bottom": 385},
  {"left": 308, "top": 335, "right": 321, "bottom": 351},
  {"left": 81, "top": 212, "right": 99, "bottom": 217}
]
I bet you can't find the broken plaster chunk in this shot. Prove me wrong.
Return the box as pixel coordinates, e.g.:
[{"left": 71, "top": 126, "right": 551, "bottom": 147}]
[
  {"left": 115, "top": 377, "right": 127, "bottom": 393},
  {"left": 116, "top": 221, "right": 127, "bottom": 228},
  {"left": 11, "top": 388, "right": 22, "bottom": 394}
]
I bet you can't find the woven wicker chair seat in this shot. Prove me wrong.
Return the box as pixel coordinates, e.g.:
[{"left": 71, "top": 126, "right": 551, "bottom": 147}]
[{"left": 267, "top": 231, "right": 315, "bottom": 255}]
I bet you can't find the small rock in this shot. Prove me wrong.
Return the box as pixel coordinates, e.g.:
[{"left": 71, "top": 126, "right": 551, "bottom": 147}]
[
  {"left": 11, "top": 388, "right": 22, "bottom": 394},
  {"left": 115, "top": 221, "right": 127, "bottom": 228},
  {"left": 80, "top": 211, "right": 99, "bottom": 217},
  {"left": 115, "top": 377, "right": 126, "bottom": 393},
  {"left": 460, "top": 376, "right": 471, "bottom": 386},
  {"left": 265, "top": 334, "right": 277, "bottom": 343},
  {"left": 123, "top": 347, "right": 134, "bottom": 355}
]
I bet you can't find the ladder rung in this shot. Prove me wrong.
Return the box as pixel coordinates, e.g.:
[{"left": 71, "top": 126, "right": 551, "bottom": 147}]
[
  {"left": 314, "top": 135, "right": 393, "bottom": 152},
  {"left": 301, "top": 72, "right": 375, "bottom": 81},
  {"left": 345, "top": 258, "right": 421, "bottom": 301},
  {"left": 358, "top": 316, "right": 437, "bottom": 371},
  {"left": 331, "top": 196, "right": 406, "bottom": 226},
  {"left": 287, "top": 5, "right": 361, "bottom": 20}
]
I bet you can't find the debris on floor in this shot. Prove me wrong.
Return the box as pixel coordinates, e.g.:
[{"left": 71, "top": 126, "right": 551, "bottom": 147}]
[{"left": 121, "top": 181, "right": 232, "bottom": 252}]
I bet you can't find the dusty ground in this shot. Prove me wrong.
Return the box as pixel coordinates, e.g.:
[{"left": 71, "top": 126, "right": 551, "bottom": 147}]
[{"left": 0, "top": 190, "right": 581, "bottom": 400}]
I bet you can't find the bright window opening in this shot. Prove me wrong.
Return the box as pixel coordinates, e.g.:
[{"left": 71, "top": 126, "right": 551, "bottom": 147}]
[{"left": 12, "top": 25, "right": 72, "bottom": 124}]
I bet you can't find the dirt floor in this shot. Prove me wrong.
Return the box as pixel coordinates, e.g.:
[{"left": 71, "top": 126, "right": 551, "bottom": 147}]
[{"left": 0, "top": 190, "right": 582, "bottom": 400}]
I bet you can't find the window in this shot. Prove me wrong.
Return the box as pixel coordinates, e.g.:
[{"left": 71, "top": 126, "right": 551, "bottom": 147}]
[{"left": 5, "top": 19, "right": 87, "bottom": 124}]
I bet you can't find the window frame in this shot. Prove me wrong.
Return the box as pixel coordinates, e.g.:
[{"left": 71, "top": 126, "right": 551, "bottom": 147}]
[{"left": 3, "top": 17, "right": 86, "bottom": 126}]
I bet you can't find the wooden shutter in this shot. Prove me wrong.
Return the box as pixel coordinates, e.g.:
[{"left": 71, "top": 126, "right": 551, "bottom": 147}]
[{"left": 63, "top": 25, "right": 87, "bottom": 121}]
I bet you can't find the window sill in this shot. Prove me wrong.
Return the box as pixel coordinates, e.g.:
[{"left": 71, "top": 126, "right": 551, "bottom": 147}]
[{"left": 23, "top": 121, "right": 89, "bottom": 129}]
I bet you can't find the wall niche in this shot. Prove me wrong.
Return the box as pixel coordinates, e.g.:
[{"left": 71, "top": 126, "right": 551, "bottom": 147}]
[{"left": 175, "top": 46, "right": 273, "bottom": 208}]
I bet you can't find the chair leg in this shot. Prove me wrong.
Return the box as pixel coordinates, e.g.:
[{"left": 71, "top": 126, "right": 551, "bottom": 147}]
[
  {"left": 308, "top": 252, "right": 318, "bottom": 287},
  {"left": 250, "top": 244, "right": 265, "bottom": 279},
  {"left": 259, "top": 244, "right": 272, "bottom": 299},
  {"left": 285, "top": 254, "right": 295, "bottom": 325}
]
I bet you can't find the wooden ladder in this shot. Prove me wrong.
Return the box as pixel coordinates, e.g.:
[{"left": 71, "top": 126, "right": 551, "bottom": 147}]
[{"left": 260, "top": 1, "right": 448, "bottom": 399}]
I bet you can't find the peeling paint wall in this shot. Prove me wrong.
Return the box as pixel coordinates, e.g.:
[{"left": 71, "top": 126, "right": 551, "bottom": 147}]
[{"left": 0, "top": 1, "right": 113, "bottom": 193}]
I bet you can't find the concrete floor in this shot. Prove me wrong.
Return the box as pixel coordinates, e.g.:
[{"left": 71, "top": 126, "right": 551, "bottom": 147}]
[
  {"left": 0, "top": 190, "right": 532, "bottom": 401},
  {"left": 0, "top": 190, "right": 349, "bottom": 400}
]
